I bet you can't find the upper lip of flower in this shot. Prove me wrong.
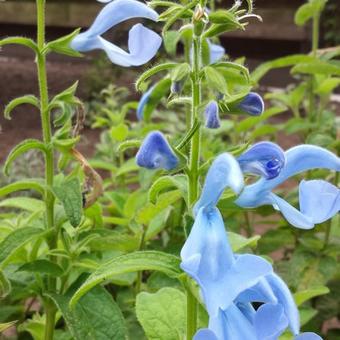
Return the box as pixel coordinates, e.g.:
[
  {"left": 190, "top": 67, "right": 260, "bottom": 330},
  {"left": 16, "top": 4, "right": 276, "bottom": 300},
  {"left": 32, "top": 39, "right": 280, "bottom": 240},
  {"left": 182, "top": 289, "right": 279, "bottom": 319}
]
[{"left": 70, "top": 0, "right": 162, "bottom": 67}]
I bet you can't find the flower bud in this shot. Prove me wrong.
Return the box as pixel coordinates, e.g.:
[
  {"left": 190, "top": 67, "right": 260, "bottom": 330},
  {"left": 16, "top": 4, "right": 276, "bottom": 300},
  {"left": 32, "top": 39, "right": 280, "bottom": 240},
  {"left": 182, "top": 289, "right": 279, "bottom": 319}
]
[
  {"left": 238, "top": 92, "right": 264, "bottom": 116},
  {"left": 136, "top": 131, "right": 179, "bottom": 170},
  {"left": 205, "top": 101, "right": 221, "bottom": 129}
]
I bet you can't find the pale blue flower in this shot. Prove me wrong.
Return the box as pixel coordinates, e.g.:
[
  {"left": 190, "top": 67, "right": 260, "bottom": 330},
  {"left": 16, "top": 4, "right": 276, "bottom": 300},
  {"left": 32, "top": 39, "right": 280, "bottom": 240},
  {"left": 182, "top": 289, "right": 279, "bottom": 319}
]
[
  {"left": 238, "top": 92, "right": 264, "bottom": 116},
  {"left": 136, "top": 131, "right": 178, "bottom": 170},
  {"left": 205, "top": 101, "right": 221, "bottom": 129},
  {"left": 237, "top": 142, "right": 286, "bottom": 179},
  {"left": 194, "top": 153, "right": 245, "bottom": 215},
  {"left": 136, "top": 85, "right": 155, "bottom": 120},
  {"left": 71, "top": 0, "right": 162, "bottom": 67},
  {"left": 208, "top": 40, "right": 225, "bottom": 64},
  {"left": 236, "top": 145, "right": 340, "bottom": 229},
  {"left": 181, "top": 207, "right": 273, "bottom": 317}
]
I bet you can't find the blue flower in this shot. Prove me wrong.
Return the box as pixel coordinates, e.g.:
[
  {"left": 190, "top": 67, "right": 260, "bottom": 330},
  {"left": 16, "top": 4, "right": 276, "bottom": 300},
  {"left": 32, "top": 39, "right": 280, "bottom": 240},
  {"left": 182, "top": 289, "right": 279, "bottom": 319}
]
[
  {"left": 238, "top": 92, "right": 264, "bottom": 116},
  {"left": 237, "top": 142, "right": 286, "bottom": 179},
  {"left": 71, "top": 0, "right": 162, "bottom": 67},
  {"left": 181, "top": 207, "right": 273, "bottom": 317},
  {"left": 136, "top": 85, "right": 155, "bottom": 120},
  {"left": 236, "top": 144, "right": 340, "bottom": 229},
  {"left": 194, "top": 153, "right": 245, "bottom": 215},
  {"left": 205, "top": 101, "right": 221, "bottom": 129},
  {"left": 136, "top": 131, "right": 178, "bottom": 170},
  {"left": 208, "top": 40, "right": 225, "bottom": 64}
]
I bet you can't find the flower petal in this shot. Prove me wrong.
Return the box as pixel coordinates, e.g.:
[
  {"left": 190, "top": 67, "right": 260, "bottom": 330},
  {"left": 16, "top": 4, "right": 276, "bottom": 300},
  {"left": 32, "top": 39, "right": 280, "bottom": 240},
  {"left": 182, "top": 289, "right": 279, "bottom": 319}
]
[
  {"left": 137, "top": 85, "right": 155, "bottom": 120},
  {"left": 254, "top": 303, "right": 288, "bottom": 340},
  {"left": 181, "top": 208, "right": 273, "bottom": 316},
  {"left": 194, "top": 153, "right": 244, "bottom": 215},
  {"left": 238, "top": 92, "right": 264, "bottom": 116},
  {"left": 72, "top": 0, "right": 158, "bottom": 44},
  {"left": 236, "top": 277, "right": 278, "bottom": 305},
  {"left": 299, "top": 180, "right": 340, "bottom": 224},
  {"left": 265, "top": 273, "right": 300, "bottom": 335},
  {"left": 208, "top": 40, "right": 225, "bottom": 64},
  {"left": 194, "top": 329, "right": 219, "bottom": 340},
  {"left": 205, "top": 101, "right": 221, "bottom": 129},
  {"left": 294, "top": 332, "right": 323, "bottom": 340},
  {"left": 209, "top": 306, "right": 257, "bottom": 340},
  {"left": 238, "top": 142, "right": 286, "bottom": 179},
  {"left": 269, "top": 193, "right": 314, "bottom": 229},
  {"left": 136, "top": 131, "right": 178, "bottom": 170}
]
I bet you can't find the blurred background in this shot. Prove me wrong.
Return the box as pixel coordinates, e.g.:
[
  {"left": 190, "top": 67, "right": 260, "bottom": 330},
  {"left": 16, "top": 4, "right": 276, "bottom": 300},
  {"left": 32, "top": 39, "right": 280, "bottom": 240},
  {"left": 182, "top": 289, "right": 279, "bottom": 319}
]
[{"left": 0, "top": 0, "right": 339, "bottom": 161}]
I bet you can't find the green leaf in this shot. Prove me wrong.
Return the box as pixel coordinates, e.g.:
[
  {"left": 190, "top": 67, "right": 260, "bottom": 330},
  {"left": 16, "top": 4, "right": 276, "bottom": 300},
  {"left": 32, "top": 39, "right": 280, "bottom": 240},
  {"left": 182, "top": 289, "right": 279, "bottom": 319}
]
[
  {"left": 163, "top": 30, "right": 181, "bottom": 55},
  {"left": 69, "top": 251, "right": 181, "bottom": 307},
  {"left": 204, "top": 21, "right": 244, "bottom": 38},
  {"left": 44, "top": 29, "right": 82, "bottom": 57},
  {"left": 0, "top": 270, "right": 11, "bottom": 298},
  {"left": 50, "top": 285, "right": 127, "bottom": 340},
  {"left": 3, "top": 139, "right": 46, "bottom": 176},
  {"left": 294, "top": 286, "right": 330, "bottom": 306},
  {"left": 4, "top": 95, "right": 39, "bottom": 120},
  {"left": 143, "top": 78, "right": 172, "bottom": 122},
  {"left": 213, "top": 62, "right": 250, "bottom": 82},
  {"left": 292, "top": 61, "right": 340, "bottom": 76},
  {"left": 171, "top": 63, "right": 191, "bottom": 82},
  {"left": 0, "top": 36, "right": 38, "bottom": 52},
  {"left": 228, "top": 232, "right": 260, "bottom": 252},
  {"left": 50, "top": 81, "right": 79, "bottom": 105},
  {"left": 204, "top": 66, "right": 228, "bottom": 94},
  {"left": 136, "top": 287, "right": 186, "bottom": 340},
  {"left": 148, "top": 175, "right": 188, "bottom": 205},
  {"left": 18, "top": 259, "right": 64, "bottom": 277},
  {"left": 299, "top": 307, "right": 318, "bottom": 326},
  {"left": 110, "top": 123, "right": 129, "bottom": 142},
  {"left": 136, "top": 63, "right": 177, "bottom": 91},
  {"left": 315, "top": 78, "right": 340, "bottom": 95},
  {"left": 0, "top": 197, "right": 45, "bottom": 212},
  {"left": 0, "top": 228, "right": 44, "bottom": 269},
  {"left": 295, "top": 0, "right": 326, "bottom": 26},
  {"left": 117, "top": 139, "right": 141, "bottom": 153},
  {"left": 53, "top": 178, "right": 83, "bottom": 227},
  {"left": 137, "top": 190, "right": 182, "bottom": 225},
  {"left": 0, "top": 180, "right": 46, "bottom": 198},
  {"left": 251, "top": 55, "right": 316, "bottom": 83},
  {"left": 0, "top": 321, "right": 17, "bottom": 333}
]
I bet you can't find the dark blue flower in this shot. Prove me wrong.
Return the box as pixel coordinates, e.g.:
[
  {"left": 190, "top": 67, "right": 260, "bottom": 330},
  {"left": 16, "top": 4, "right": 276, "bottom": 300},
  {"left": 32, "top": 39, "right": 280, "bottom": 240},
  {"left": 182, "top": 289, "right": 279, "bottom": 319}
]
[
  {"left": 237, "top": 142, "right": 286, "bottom": 179},
  {"left": 238, "top": 92, "right": 264, "bottom": 116},
  {"left": 136, "top": 131, "right": 178, "bottom": 170},
  {"left": 205, "top": 101, "right": 221, "bottom": 129}
]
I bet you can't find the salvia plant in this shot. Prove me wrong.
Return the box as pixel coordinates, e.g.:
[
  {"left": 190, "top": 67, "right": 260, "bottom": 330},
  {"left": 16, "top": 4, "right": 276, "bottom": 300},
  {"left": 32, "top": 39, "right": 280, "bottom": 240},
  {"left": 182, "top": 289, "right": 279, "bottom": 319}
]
[{"left": 0, "top": 0, "right": 339, "bottom": 340}]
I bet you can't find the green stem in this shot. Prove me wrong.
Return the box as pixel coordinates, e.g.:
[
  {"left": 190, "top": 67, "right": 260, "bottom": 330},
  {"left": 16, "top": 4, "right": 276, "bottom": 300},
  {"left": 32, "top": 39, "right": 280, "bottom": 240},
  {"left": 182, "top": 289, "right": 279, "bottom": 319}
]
[
  {"left": 186, "top": 288, "right": 198, "bottom": 340},
  {"left": 188, "top": 35, "right": 202, "bottom": 208},
  {"left": 36, "top": 1, "right": 57, "bottom": 339},
  {"left": 185, "top": 32, "right": 202, "bottom": 340},
  {"left": 308, "top": 11, "right": 320, "bottom": 124}
]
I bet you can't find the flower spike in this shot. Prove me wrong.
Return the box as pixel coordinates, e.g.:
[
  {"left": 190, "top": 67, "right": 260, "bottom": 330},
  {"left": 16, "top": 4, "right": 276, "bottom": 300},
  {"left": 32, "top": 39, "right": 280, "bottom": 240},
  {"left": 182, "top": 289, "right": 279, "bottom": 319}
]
[
  {"left": 71, "top": 0, "right": 162, "bottom": 67},
  {"left": 238, "top": 92, "right": 264, "bottom": 116},
  {"left": 238, "top": 142, "right": 286, "bottom": 179},
  {"left": 205, "top": 101, "right": 221, "bottom": 129},
  {"left": 136, "top": 131, "right": 179, "bottom": 170}
]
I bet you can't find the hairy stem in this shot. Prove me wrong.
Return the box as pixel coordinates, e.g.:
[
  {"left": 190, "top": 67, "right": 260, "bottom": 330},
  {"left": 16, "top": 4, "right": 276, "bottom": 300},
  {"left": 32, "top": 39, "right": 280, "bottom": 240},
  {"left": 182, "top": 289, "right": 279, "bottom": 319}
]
[
  {"left": 36, "top": 1, "right": 57, "bottom": 339},
  {"left": 186, "top": 32, "right": 202, "bottom": 340}
]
